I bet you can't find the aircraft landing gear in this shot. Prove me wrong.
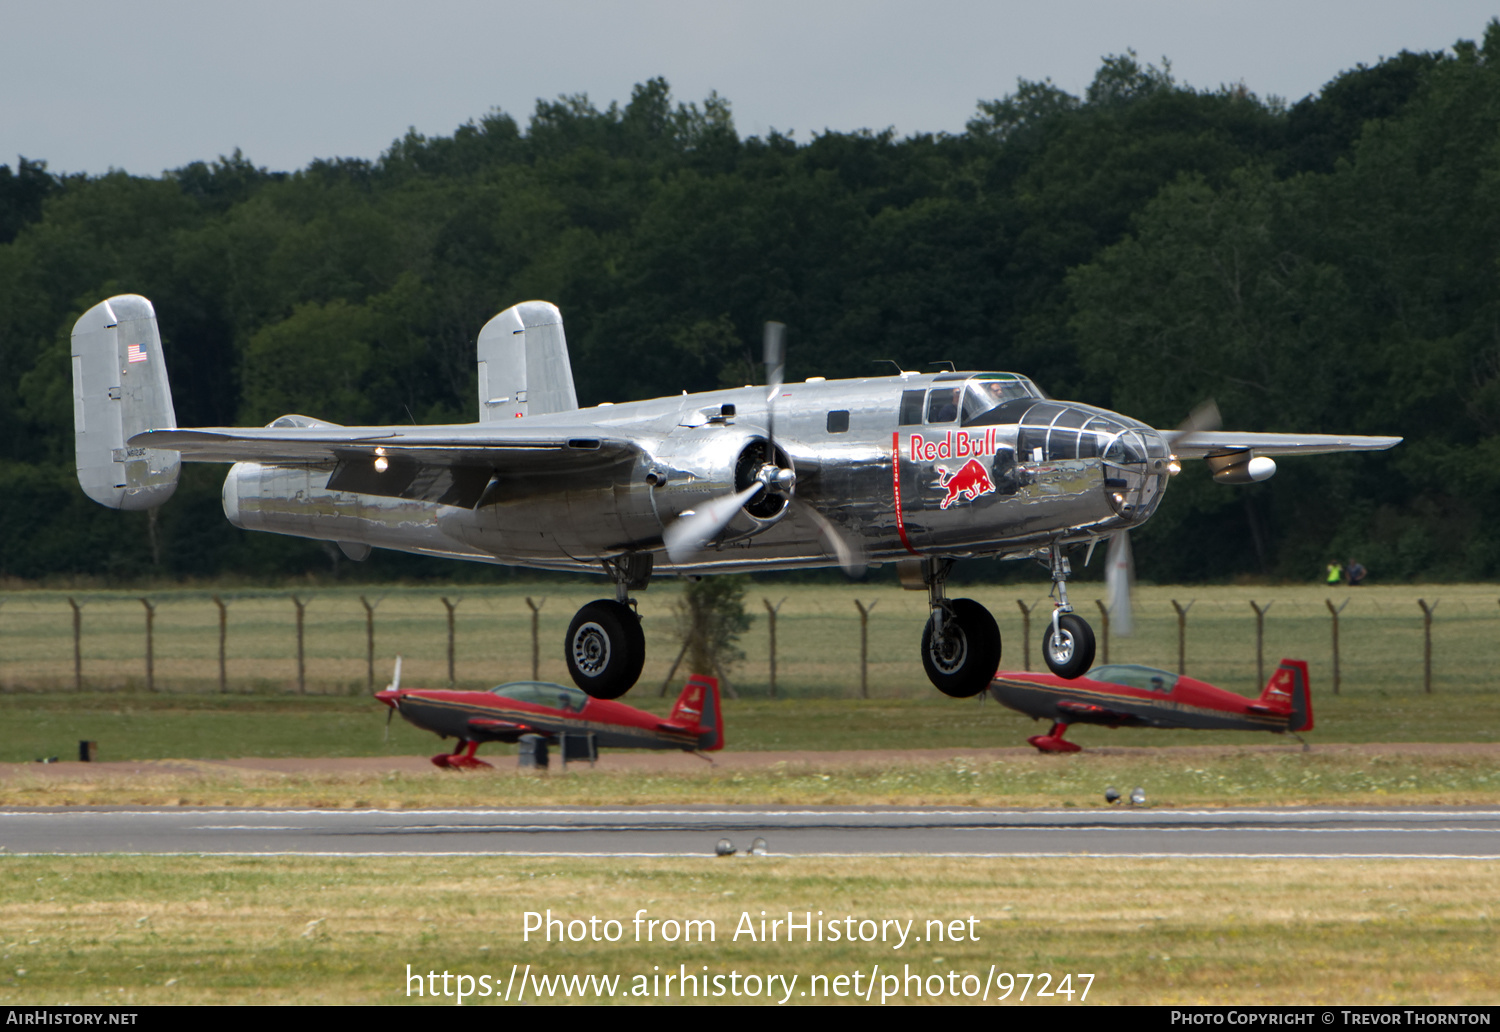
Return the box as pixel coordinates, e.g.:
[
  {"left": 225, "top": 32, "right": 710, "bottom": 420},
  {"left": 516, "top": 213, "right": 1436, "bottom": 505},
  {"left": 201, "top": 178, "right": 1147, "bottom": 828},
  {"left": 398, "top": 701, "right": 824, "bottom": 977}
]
[
  {"left": 1028, "top": 721, "right": 1080, "bottom": 754},
  {"left": 916, "top": 559, "right": 1001, "bottom": 698},
  {"left": 432, "top": 740, "right": 493, "bottom": 769},
  {"left": 1041, "top": 543, "right": 1095, "bottom": 679},
  {"left": 565, "top": 555, "right": 651, "bottom": 700}
]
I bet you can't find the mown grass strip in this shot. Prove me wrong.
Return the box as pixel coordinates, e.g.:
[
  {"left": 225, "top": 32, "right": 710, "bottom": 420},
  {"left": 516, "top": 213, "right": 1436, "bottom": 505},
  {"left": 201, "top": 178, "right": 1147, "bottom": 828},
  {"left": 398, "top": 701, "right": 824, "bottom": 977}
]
[
  {"left": 1, "top": 855, "right": 1495, "bottom": 1005},
  {"left": 4, "top": 750, "right": 1499, "bottom": 809}
]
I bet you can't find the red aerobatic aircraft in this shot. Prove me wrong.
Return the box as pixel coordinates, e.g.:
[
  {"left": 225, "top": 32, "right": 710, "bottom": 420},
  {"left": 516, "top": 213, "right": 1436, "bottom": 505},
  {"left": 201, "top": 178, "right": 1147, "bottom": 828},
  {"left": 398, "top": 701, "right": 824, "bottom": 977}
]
[
  {"left": 375, "top": 659, "right": 724, "bottom": 768},
  {"left": 989, "top": 659, "right": 1312, "bottom": 753}
]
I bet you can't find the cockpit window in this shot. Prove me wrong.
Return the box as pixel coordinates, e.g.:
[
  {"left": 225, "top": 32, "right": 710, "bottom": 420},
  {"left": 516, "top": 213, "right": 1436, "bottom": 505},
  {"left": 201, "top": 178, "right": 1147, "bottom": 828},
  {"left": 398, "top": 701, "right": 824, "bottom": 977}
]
[
  {"left": 1089, "top": 664, "right": 1177, "bottom": 693},
  {"left": 489, "top": 681, "right": 588, "bottom": 712},
  {"left": 926, "top": 388, "right": 960, "bottom": 423},
  {"left": 961, "top": 376, "right": 1042, "bottom": 425}
]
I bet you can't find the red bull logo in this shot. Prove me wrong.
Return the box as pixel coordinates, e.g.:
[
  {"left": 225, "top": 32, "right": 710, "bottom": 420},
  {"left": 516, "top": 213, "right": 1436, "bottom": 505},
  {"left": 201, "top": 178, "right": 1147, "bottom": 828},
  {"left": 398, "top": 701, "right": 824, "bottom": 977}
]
[
  {"left": 936, "top": 458, "right": 996, "bottom": 509},
  {"left": 908, "top": 428, "right": 998, "bottom": 463}
]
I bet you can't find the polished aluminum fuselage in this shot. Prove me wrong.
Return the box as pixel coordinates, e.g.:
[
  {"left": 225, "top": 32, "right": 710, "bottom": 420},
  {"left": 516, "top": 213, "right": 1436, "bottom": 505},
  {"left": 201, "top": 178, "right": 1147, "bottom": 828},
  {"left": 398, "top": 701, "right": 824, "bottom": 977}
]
[{"left": 221, "top": 372, "right": 1170, "bottom": 575}]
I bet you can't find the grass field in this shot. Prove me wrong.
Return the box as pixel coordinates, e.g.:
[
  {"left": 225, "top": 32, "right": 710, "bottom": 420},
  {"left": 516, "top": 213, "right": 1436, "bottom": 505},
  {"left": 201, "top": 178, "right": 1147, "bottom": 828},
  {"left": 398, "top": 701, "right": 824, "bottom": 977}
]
[
  {"left": 1, "top": 855, "right": 1495, "bottom": 1006},
  {"left": 3, "top": 582, "right": 1497, "bottom": 700},
  {"left": 3, "top": 749, "right": 1499, "bottom": 809}
]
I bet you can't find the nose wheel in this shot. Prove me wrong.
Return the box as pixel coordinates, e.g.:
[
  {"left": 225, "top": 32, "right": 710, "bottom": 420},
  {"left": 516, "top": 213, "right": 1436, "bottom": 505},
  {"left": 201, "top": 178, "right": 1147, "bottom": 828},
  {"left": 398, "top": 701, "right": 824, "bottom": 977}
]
[
  {"left": 1040, "top": 542, "right": 1095, "bottom": 679},
  {"left": 1042, "top": 612, "right": 1095, "bottom": 679}
]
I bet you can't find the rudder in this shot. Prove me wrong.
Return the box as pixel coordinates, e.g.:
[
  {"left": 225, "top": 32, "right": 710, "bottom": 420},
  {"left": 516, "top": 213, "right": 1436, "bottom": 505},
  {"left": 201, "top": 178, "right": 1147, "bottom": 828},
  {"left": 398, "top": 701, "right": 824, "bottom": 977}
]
[
  {"left": 72, "top": 295, "right": 180, "bottom": 510},
  {"left": 671, "top": 674, "right": 724, "bottom": 751},
  {"left": 475, "top": 301, "right": 579, "bottom": 421},
  {"left": 1260, "top": 659, "right": 1313, "bottom": 732}
]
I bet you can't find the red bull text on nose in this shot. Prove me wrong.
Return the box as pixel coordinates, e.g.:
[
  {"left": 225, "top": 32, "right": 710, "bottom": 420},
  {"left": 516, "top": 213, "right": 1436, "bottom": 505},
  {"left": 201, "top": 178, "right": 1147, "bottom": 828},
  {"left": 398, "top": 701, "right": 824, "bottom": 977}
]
[
  {"left": 937, "top": 458, "right": 997, "bottom": 509},
  {"left": 907, "top": 429, "right": 998, "bottom": 463}
]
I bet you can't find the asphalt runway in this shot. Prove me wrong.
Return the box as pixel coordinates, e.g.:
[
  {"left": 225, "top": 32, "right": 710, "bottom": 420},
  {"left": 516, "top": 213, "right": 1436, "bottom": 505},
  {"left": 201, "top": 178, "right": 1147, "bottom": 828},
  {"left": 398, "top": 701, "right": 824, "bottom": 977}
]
[{"left": 2, "top": 806, "right": 1499, "bottom": 857}]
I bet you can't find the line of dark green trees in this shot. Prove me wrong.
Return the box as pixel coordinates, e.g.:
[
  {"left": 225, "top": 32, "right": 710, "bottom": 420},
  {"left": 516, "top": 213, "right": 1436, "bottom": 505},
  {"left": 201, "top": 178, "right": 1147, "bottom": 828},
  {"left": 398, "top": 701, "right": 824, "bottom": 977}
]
[{"left": 4, "top": 25, "right": 1499, "bottom": 585}]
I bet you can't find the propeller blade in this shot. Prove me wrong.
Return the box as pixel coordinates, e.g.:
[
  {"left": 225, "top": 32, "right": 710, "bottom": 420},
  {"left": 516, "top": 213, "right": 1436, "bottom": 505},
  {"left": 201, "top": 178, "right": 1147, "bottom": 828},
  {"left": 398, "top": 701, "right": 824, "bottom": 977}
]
[
  {"left": 384, "top": 704, "right": 395, "bottom": 741},
  {"left": 384, "top": 654, "right": 402, "bottom": 693},
  {"left": 664, "top": 482, "right": 766, "bottom": 563},
  {"left": 790, "top": 497, "right": 866, "bottom": 577},
  {"left": 763, "top": 321, "right": 785, "bottom": 400},
  {"left": 763, "top": 321, "right": 785, "bottom": 455},
  {"left": 1105, "top": 532, "right": 1135, "bottom": 637},
  {"left": 1165, "top": 399, "right": 1222, "bottom": 449}
]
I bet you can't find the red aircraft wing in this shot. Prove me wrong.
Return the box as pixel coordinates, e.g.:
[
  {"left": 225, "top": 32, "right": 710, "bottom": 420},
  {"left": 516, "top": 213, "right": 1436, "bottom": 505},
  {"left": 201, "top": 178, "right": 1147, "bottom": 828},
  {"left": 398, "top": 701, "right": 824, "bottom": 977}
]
[
  {"left": 1056, "top": 699, "right": 1133, "bottom": 722},
  {"left": 467, "top": 716, "right": 537, "bottom": 734}
]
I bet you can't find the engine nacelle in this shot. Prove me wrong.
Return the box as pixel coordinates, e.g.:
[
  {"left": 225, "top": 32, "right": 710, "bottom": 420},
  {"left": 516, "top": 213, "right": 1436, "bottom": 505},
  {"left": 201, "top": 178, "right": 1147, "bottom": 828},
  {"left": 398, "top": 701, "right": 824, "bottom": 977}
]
[
  {"left": 648, "top": 427, "right": 793, "bottom": 543},
  {"left": 1207, "top": 451, "right": 1277, "bottom": 485}
]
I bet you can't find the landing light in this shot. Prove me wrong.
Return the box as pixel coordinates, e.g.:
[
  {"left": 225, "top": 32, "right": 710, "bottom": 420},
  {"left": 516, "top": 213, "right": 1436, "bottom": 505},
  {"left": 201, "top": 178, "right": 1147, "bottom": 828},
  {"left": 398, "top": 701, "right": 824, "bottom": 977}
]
[
  {"left": 1167, "top": 456, "right": 1181, "bottom": 476},
  {"left": 374, "top": 457, "right": 389, "bottom": 473}
]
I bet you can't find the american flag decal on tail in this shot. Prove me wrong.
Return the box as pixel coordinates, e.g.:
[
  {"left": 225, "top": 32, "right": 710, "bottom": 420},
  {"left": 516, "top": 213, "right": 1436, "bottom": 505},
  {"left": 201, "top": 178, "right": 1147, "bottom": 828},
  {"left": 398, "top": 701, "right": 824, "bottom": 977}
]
[{"left": 127, "top": 343, "right": 147, "bottom": 363}]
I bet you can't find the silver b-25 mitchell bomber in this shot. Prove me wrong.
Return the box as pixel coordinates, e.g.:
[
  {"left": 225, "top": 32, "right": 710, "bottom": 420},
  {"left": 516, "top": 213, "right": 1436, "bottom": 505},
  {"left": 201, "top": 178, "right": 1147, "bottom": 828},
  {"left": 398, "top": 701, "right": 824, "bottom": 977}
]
[{"left": 73, "top": 295, "right": 1399, "bottom": 700}]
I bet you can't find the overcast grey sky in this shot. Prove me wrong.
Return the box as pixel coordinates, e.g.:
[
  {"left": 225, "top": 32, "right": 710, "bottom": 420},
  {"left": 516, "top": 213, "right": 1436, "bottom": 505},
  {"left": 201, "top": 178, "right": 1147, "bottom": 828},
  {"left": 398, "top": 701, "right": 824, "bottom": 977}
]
[{"left": 3, "top": 1, "right": 1496, "bottom": 176}]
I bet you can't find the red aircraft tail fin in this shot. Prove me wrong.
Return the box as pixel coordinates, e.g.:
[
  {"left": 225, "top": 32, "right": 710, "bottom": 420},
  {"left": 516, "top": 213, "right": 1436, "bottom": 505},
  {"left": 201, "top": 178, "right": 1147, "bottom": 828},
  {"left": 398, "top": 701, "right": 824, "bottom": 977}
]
[
  {"left": 670, "top": 674, "right": 724, "bottom": 751},
  {"left": 1259, "top": 659, "right": 1313, "bottom": 732}
]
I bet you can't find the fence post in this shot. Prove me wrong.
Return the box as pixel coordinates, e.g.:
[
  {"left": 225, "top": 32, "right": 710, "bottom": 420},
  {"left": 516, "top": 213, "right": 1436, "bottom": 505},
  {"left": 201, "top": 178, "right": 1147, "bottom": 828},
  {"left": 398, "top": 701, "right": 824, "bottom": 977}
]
[
  {"left": 360, "top": 596, "right": 380, "bottom": 693},
  {"left": 854, "top": 600, "right": 878, "bottom": 698},
  {"left": 291, "top": 595, "right": 308, "bottom": 694},
  {"left": 1170, "top": 599, "right": 1194, "bottom": 674},
  {"left": 68, "top": 598, "right": 83, "bottom": 691},
  {"left": 213, "top": 596, "right": 228, "bottom": 693},
  {"left": 441, "top": 597, "right": 460, "bottom": 687},
  {"left": 1249, "top": 601, "right": 1273, "bottom": 690},
  {"left": 1094, "top": 599, "right": 1111, "bottom": 664},
  {"left": 138, "top": 598, "right": 156, "bottom": 692},
  {"left": 525, "top": 597, "right": 545, "bottom": 681},
  {"left": 1417, "top": 598, "right": 1437, "bottom": 694},
  {"left": 1016, "top": 600, "right": 1036, "bottom": 671},
  {"left": 763, "top": 597, "right": 786, "bottom": 698},
  {"left": 1325, "top": 598, "right": 1349, "bottom": 695}
]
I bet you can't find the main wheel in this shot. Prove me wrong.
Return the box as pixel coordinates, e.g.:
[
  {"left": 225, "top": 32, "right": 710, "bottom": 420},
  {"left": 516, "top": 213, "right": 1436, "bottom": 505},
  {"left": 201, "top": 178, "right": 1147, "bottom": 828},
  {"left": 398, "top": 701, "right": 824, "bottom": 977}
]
[
  {"left": 921, "top": 597, "right": 1002, "bottom": 698},
  {"left": 565, "top": 600, "right": 646, "bottom": 699},
  {"left": 1042, "top": 612, "right": 1095, "bottom": 679}
]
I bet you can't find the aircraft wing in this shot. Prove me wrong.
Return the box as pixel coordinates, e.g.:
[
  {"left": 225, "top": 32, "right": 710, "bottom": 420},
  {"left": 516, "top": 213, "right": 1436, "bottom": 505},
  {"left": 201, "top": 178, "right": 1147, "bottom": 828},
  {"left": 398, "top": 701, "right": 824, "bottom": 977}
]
[
  {"left": 130, "top": 424, "right": 645, "bottom": 509},
  {"left": 1172, "top": 432, "right": 1401, "bottom": 458},
  {"left": 1057, "top": 699, "right": 1133, "bottom": 722},
  {"left": 468, "top": 717, "right": 536, "bottom": 735}
]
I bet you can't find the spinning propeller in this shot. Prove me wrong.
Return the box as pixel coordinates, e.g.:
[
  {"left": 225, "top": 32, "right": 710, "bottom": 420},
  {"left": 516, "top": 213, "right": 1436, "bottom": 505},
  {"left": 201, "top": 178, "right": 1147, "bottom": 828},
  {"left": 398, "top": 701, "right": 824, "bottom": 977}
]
[
  {"left": 664, "top": 322, "right": 863, "bottom": 574},
  {"left": 381, "top": 655, "right": 402, "bottom": 740},
  {"left": 1103, "top": 400, "right": 1223, "bottom": 637}
]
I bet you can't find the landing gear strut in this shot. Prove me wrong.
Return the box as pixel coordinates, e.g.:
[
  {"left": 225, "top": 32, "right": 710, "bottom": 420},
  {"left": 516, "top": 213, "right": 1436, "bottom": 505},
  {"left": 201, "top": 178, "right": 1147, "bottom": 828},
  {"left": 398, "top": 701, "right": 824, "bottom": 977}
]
[
  {"left": 1041, "top": 543, "right": 1095, "bottom": 679},
  {"left": 1027, "top": 721, "right": 1080, "bottom": 754},
  {"left": 915, "top": 558, "right": 1001, "bottom": 698},
  {"left": 565, "top": 555, "right": 651, "bottom": 700},
  {"left": 432, "top": 740, "right": 493, "bottom": 769}
]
